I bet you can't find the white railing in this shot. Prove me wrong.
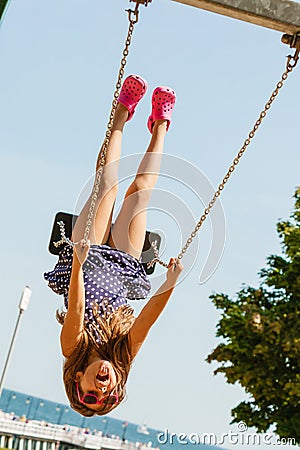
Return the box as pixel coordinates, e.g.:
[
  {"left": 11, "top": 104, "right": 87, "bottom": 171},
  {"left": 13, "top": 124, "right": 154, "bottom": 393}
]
[{"left": 0, "top": 413, "right": 156, "bottom": 450}]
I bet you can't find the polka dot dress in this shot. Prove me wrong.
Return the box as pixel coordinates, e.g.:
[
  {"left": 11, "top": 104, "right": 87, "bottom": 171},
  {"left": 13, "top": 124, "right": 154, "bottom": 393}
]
[{"left": 44, "top": 244, "right": 151, "bottom": 339}]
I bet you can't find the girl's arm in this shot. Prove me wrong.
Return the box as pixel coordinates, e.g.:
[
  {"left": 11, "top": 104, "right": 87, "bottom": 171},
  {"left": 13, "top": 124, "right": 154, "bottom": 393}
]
[
  {"left": 60, "top": 240, "right": 90, "bottom": 358},
  {"left": 129, "top": 257, "right": 183, "bottom": 360}
]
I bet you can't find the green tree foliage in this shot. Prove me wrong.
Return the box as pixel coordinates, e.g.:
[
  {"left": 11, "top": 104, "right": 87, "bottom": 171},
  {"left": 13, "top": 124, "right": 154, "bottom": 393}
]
[
  {"left": 0, "top": 0, "right": 9, "bottom": 21},
  {"left": 207, "top": 188, "right": 300, "bottom": 442}
]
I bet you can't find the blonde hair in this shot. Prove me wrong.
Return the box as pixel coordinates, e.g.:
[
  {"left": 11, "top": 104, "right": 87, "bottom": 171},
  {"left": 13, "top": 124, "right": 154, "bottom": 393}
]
[{"left": 57, "top": 304, "right": 135, "bottom": 416}]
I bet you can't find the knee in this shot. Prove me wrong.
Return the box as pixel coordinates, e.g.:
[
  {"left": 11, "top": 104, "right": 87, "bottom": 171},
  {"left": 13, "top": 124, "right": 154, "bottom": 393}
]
[
  {"left": 95, "top": 176, "right": 118, "bottom": 203},
  {"left": 131, "top": 177, "right": 153, "bottom": 193},
  {"left": 127, "top": 178, "right": 152, "bottom": 202},
  {"left": 99, "top": 164, "right": 119, "bottom": 192}
]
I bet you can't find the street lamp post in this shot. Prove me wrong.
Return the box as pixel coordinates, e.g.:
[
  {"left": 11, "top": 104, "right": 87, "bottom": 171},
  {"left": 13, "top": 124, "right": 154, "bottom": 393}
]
[
  {"left": 80, "top": 416, "right": 87, "bottom": 429},
  {"left": 5, "top": 392, "right": 16, "bottom": 413},
  {"left": 33, "top": 400, "right": 44, "bottom": 420},
  {"left": 25, "top": 397, "right": 32, "bottom": 418},
  {"left": 0, "top": 286, "right": 32, "bottom": 398},
  {"left": 102, "top": 418, "right": 109, "bottom": 436},
  {"left": 122, "top": 421, "right": 128, "bottom": 442},
  {"left": 56, "top": 406, "right": 69, "bottom": 424}
]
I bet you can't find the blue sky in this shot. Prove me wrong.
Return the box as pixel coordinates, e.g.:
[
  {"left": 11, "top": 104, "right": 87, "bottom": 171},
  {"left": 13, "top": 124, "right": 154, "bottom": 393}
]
[{"left": 0, "top": 1, "right": 299, "bottom": 449}]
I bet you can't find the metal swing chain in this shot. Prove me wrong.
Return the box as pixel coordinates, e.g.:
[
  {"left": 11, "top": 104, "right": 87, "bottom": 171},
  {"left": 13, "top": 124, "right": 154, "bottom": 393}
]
[
  {"left": 82, "top": 2, "right": 147, "bottom": 245},
  {"left": 54, "top": 2, "right": 151, "bottom": 250},
  {"left": 149, "top": 40, "right": 300, "bottom": 270}
]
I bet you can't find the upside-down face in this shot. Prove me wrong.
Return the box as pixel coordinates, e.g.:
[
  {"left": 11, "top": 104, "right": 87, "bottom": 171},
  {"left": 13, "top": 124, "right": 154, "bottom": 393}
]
[{"left": 76, "top": 358, "right": 118, "bottom": 410}]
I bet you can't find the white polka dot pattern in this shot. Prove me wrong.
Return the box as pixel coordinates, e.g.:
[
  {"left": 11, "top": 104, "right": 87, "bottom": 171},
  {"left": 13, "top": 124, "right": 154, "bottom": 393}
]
[{"left": 44, "top": 244, "right": 151, "bottom": 342}]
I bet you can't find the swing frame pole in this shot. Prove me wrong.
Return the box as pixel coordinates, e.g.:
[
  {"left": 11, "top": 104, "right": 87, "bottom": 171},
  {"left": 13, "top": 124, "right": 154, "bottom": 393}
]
[{"left": 171, "top": 0, "right": 300, "bottom": 35}]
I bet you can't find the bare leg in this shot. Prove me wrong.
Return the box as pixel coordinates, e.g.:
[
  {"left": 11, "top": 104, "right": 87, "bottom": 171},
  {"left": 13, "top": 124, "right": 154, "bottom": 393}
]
[
  {"left": 109, "top": 120, "right": 168, "bottom": 259},
  {"left": 72, "top": 104, "right": 129, "bottom": 245}
]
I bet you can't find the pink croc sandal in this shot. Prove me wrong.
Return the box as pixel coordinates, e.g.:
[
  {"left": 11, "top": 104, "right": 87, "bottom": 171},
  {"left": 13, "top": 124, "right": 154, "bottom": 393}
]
[
  {"left": 118, "top": 74, "right": 148, "bottom": 122},
  {"left": 147, "top": 86, "right": 176, "bottom": 133}
]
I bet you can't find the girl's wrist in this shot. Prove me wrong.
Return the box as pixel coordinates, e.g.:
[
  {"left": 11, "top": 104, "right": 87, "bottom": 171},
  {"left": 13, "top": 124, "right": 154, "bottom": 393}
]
[
  {"left": 73, "top": 251, "right": 84, "bottom": 270},
  {"left": 164, "top": 277, "right": 177, "bottom": 290}
]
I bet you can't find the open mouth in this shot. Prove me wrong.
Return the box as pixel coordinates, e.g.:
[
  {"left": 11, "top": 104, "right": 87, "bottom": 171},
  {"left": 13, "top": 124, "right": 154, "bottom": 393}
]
[
  {"left": 96, "top": 364, "right": 110, "bottom": 384},
  {"left": 96, "top": 373, "right": 109, "bottom": 382}
]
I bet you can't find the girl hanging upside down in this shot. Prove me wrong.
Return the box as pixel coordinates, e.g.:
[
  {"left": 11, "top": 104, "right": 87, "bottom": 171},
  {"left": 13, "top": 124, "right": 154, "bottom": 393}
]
[{"left": 44, "top": 75, "right": 183, "bottom": 416}]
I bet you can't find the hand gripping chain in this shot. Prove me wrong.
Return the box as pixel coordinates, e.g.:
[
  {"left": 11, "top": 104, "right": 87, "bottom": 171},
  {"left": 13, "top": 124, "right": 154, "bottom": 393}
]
[{"left": 148, "top": 35, "right": 300, "bottom": 269}]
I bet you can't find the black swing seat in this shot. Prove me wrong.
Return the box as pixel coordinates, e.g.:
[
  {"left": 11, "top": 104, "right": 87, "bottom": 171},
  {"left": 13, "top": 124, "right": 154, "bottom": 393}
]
[{"left": 48, "top": 212, "right": 161, "bottom": 275}]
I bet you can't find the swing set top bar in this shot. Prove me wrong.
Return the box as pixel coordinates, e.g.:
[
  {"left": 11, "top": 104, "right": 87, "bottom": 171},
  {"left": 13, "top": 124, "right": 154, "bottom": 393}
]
[{"left": 171, "top": 0, "right": 300, "bottom": 34}]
